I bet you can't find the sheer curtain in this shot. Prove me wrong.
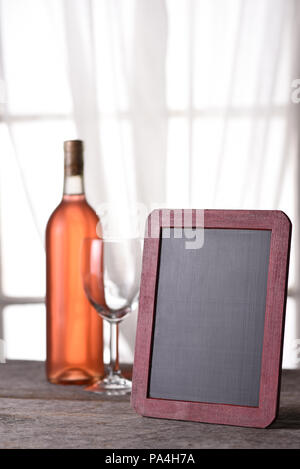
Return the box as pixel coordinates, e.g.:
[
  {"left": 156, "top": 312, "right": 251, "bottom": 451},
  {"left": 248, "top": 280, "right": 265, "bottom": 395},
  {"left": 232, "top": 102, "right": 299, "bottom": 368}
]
[{"left": 0, "top": 0, "right": 299, "bottom": 367}]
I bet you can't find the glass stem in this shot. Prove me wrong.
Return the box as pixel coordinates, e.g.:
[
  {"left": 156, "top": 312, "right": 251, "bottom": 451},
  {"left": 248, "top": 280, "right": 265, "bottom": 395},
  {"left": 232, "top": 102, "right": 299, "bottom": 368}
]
[{"left": 108, "top": 322, "right": 119, "bottom": 376}]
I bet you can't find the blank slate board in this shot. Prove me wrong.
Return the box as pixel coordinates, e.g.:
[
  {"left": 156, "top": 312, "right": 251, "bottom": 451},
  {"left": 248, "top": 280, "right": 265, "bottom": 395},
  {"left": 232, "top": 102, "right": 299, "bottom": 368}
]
[
  {"left": 149, "top": 228, "right": 271, "bottom": 407},
  {"left": 132, "top": 210, "right": 292, "bottom": 428}
]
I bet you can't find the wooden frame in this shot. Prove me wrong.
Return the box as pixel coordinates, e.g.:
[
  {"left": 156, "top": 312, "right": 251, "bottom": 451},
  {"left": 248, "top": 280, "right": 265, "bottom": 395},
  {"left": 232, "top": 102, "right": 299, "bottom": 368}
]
[{"left": 131, "top": 209, "right": 292, "bottom": 428}]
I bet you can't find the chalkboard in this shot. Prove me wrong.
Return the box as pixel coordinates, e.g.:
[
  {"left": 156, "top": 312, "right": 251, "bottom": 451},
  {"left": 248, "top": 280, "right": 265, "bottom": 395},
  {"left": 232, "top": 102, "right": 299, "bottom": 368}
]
[
  {"left": 132, "top": 210, "right": 292, "bottom": 428},
  {"left": 149, "top": 228, "right": 271, "bottom": 407}
]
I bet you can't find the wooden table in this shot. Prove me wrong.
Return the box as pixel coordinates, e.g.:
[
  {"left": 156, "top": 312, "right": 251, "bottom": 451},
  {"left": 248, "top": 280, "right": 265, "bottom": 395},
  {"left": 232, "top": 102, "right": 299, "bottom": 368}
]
[{"left": 0, "top": 361, "right": 300, "bottom": 449}]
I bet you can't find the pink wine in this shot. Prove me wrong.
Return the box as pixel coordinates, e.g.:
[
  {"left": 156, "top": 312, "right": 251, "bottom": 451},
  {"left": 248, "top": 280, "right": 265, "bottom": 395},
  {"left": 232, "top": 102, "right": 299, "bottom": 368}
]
[{"left": 46, "top": 140, "right": 104, "bottom": 384}]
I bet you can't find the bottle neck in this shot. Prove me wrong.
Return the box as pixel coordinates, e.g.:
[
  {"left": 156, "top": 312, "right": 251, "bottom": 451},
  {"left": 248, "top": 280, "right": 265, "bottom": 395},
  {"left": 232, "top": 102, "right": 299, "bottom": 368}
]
[{"left": 63, "top": 174, "right": 85, "bottom": 195}]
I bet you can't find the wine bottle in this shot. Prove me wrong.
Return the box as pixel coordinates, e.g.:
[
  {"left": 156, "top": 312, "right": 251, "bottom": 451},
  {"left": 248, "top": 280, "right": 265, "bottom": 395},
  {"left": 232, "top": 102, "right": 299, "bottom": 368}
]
[{"left": 46, "top": 140, "right": 104, "bottom": 384}]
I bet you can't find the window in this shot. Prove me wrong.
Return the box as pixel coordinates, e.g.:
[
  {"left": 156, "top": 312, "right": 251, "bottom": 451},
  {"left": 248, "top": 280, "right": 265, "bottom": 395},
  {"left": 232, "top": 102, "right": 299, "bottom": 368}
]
[{"left": 0, "top": 0, "right": 298, "bottom": 366}]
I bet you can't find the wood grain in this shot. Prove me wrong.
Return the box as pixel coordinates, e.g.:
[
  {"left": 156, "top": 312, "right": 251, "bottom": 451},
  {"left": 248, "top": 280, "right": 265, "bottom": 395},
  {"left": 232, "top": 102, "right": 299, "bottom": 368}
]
[{"left": 0, "top": 361, "right": 300, "bottom": 448}]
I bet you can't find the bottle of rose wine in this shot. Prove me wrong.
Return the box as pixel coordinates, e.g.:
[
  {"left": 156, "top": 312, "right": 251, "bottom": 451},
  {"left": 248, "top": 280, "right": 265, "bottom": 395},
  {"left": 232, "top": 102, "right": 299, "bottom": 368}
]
[{"left": 46, "top": 140, "right": 104, "bottom": 384}]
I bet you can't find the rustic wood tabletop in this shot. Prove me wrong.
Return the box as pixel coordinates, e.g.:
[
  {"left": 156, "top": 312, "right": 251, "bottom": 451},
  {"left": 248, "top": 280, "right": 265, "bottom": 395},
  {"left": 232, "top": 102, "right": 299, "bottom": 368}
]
[{"left": 0, "top": 360, "right": 299, "bottom": 449}]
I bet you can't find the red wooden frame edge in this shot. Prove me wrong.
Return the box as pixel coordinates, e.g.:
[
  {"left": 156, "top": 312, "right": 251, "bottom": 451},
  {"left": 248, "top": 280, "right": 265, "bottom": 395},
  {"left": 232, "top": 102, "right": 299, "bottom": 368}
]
[{"left": 131, "top": 209, "right": 292, "bottom": 428}]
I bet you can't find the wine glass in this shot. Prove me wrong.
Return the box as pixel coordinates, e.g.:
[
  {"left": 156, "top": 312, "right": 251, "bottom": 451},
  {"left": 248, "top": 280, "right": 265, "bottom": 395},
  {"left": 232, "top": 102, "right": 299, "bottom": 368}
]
[{"left": 81, "top": 237, "right": 143, "bottom": 395}]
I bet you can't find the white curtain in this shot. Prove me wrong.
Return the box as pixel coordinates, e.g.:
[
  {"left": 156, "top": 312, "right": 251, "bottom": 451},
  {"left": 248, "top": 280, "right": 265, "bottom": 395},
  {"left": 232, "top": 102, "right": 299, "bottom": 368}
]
[{"left": 0, "top": 0, "right": 299, "bottom": 367}]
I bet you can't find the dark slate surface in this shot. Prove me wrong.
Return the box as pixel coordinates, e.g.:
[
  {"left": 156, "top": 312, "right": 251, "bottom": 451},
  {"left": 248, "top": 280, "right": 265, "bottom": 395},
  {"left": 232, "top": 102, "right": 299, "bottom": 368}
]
[
  {"left": 149, "top": 229, "right": 271, "bottom": 406},
  {"left": 0, "top": 360, "right": 299, "bottom": 448}
]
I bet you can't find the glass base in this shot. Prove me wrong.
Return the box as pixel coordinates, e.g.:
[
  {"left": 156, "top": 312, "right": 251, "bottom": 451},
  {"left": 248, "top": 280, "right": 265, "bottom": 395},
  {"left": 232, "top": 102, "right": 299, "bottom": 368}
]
[{"left": 84, "top": 372, "right": 132, "bottom": 396}]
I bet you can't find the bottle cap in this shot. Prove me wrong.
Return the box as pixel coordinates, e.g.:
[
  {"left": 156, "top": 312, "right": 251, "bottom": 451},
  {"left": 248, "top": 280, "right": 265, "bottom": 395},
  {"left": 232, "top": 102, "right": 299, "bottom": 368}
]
[{"left": 64, "top": 140, "right": 84, "bottom": 176}]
